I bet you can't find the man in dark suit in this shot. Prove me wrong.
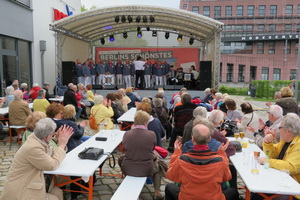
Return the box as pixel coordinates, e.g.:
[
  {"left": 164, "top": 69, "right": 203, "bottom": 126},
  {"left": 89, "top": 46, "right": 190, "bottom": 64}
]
[{"left": 63, "top": 84, "right": 82, "bottom": 119}]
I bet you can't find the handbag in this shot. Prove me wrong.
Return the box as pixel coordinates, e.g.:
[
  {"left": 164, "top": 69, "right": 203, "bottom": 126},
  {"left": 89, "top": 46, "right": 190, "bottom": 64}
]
[
  {"left": 89, "top": 108, "right": 101, "bottom": 131},
  {"left": 78, "top": 147, "right": 104, "bottom": 160}
]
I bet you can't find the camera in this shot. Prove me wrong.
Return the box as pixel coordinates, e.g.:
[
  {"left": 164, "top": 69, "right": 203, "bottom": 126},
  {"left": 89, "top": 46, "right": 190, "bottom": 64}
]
[{"left": 218, "top": 120, "right": 238, "bottom": 137}]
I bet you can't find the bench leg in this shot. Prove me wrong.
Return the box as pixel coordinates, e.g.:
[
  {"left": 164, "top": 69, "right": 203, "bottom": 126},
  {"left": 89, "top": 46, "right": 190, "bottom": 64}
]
[{"left": 88, "top": 175, "right": 93, "bottom": 200}]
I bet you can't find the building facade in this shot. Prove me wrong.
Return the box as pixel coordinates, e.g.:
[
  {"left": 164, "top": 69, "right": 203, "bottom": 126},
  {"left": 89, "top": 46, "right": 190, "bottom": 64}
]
[
  {"left": 0, "top": 0, "right": 86, "bottom": 96},
  {"left": 180, "top": 0, "right": 300, "bottom": 85}
]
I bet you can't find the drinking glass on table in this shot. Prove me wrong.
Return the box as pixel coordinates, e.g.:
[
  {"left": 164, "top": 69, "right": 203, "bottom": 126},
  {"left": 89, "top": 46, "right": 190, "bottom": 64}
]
[
  {"left": 103, "top": 119, "right": 109, "bottom": 130},
  {"left": 234, "top": 132, "right": 239, "bottom": 141},
  {"left": 240, "top": 132, "right": 245, "bottom": 140}
]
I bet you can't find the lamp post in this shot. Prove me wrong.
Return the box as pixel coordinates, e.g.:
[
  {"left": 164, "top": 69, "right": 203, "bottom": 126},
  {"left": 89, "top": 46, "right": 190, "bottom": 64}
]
[{"left": 39, "top": 40, "right": 46, "bottom": 84}]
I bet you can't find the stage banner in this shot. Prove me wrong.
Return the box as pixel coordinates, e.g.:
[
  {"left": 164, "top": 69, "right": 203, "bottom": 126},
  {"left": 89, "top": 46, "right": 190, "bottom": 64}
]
[{"left": 95, "top": 47, "right": 199, "bottom": 71}]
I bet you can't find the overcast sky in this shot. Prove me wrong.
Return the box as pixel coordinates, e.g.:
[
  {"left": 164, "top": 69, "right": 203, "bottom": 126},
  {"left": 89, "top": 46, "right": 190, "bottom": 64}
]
[{"left": 81, "top": 0, "right": 180, "bottom": 9}]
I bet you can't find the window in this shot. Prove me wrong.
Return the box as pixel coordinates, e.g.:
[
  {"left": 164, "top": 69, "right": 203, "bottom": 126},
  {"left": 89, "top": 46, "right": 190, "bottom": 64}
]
[
  {"left": 226, "top": 6, "right": 232, "bottom": 17},
  {"left": 18, "top": 40, "right": 32, "bottom": 84},
  {"left": 226, "top": 64, "right": 233, "bottom": 82},
  {"left": 270, "top": 5, "right": 277, "bottom": 16},
  {"left": 297, "top": 24, "right": 300, "bottom": 31},
  {"left": 258, "top": 24, "right": 265, "bottom": 31},
  {"left": 284, "top": 41, "right": 291, "bottom": 54},
  {"left": 248, "top": 6, "right": 254, "bottom": 16},
  {"left": 203, "top": 6, "right": 210, "bottom": 17},
  {"left": 183, "top": 4, "right": 187, "bottom": 9},
  {"left": 192, "top": 6, "right": 199, "bottom": 14},
  {"left": 269, "top": 24, "right": 276, "bottom": 31},
  {"left": 219, "top": 63, "right": 222, "bottom": 82},
  {"left": 236, "top": 6, "right": 243, "bottom": 17},
  {"left": 221, "top": 42, "right": 253, "bottom": 54},
  {"left": 290, "top": 69, "right": 297, "bottom": 80},
  {"left": 238, "top": 65, "right": 245, "bottom": 82},
  {"left": 214, "top": 6, "right": 221, "bottom": 18},
  {"left": 259, "top": 5, "right": 266, "bottom": 16},
  {"left": 285, "top": 24, "right": 292, "bottom": 30},
  {"left": 2, "top": 37, "right": 16, "bottom": 50},
  {"left": 250, "top": 66, "right": 257, "bottom": 80},
  {"left": 286, "top": 5, "right": 293, "bottom": 15},
  {"left": 257, "top": 42, "right": 264, "bottom": 54},
  {"left": 262, "top": 67, "right": 269, "bottom": 80},
  {"left": 273, "top": 68, "right": 281, "bottom": 81},
  {"left": 268, "top": 41, "right": 275, "bottom": 54},
  {"left": 298, "top": 5, "right": 300, "bottom": 15},
  {"left": 246, "top": 25, "right": 254, "bottom": 30}
]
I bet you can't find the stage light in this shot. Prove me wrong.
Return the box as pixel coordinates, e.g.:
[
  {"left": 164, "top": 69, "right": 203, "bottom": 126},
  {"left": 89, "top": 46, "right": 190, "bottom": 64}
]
[
  {"left": 137, "top": 27, "right": 141, "bottom": 32},
  {"left": 189, "top": 37, "right": 194, "bottom": 45},
  {"left": 127, "top": 15, "right": 133, "bottom": 23},
  {"left": 137, "top": 31, "right": 142, "bottom": 38},
  {"left": 150, "top": 15, "right": 155, "bottom": 22},
  {"left": 152, "top": 31, "right": 157, "bottom": 37},
  {"left": 123, "top": 32, "right": 128, "bottom": 39},
  {"left": 121, "top": 15, "right": 126, "bottom": 23},
  {"left": 165, "top": 32, "right": 170, "bottom": 39},
  {"left": 177, "top": 34, "right": 183, "bottom": 42},
  {"left": 136, "top": 16, "right": 141, "bottom": 23},
  {"left": 109, "top": 35, "right": 115, "bottom": 42},
  {"left": 143, "top": 16, "right": 147, "bottom": 23},
  {"left": 115, "top": 16, "right": 120, "bottom": 23},
  {"left": 146, "top": 27, "right": 150, "bottom": 31},
  {"left": 100, "top": 38, "right": 105, "bottom": 45}
]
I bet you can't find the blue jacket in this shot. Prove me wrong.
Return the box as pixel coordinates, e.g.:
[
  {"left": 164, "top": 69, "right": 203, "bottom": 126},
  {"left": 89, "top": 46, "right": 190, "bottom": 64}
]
[
  {"left": 123, "top": 64, "right": 133, "bottom": 75},
  {"left": 96, "top": 63, "right": 106, "bottom": 74},
  {"left": 76, "top": 64, "right": 84, "bottom": 77},
  {"left": 126, "top": 92, "right": 140, "bottom": 109},
  {"left": 83, "top": 65, "right": 91, "bottom": 76},
  {"left": 144, "top": 64, "right": 152, "bottom": 75},
  {"left": 163, "top": 63, "right": 170, "bottom": 75},
  {"left": 151, "top": 64, "right": 157, "bottom": 75},
  {"left": 106, "top": 63, "right": 115, "bottom": 74},
  {"left": 154, "top": 65, "right": 164, "bottom": 76},
  {"left": 115, "top": 63, "right": 124, "bottom": 74},
  {"left": 89, "top": 64, "right": 97, "bottom": 75},
  {"left": 148, "top": 118, "right": 165, "bottom": 147},
  {"left": 182, "top": 138, "right": 221, "bottom": 154}
]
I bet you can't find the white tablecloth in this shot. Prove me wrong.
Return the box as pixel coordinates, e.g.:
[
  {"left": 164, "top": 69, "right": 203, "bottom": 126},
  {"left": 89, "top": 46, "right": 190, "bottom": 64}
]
[
  {"left": 117, "top": 108, "right": 136, "bottom": 123},
  {"left": 49, "top": 96, "right": 64, "bottom": 102}
]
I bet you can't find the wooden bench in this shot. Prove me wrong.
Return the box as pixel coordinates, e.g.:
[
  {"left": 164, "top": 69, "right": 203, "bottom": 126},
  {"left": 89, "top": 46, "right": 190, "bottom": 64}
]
[{"left": 111, "top": 176, "right": 147, "bottom": 200}]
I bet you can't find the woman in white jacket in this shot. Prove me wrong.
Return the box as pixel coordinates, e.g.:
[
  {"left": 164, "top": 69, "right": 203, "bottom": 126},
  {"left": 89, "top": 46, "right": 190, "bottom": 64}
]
[{"left": 238, "top": 102, "right": 259, "bottom": 139}]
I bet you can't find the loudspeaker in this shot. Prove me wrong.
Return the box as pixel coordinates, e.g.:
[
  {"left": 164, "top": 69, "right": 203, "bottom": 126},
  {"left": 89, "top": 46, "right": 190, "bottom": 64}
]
[
  {"left": 62, "top": 61, "right": 76, "bottom": 85},
  {"left": 154, "top": 85, "right": 164, "bottom": 89},
  {"left": 199, "top": 61, "right": 212, "bottom": 90},
  {"left": 104, "top": 85, "right": 116, "bottom": 90}
]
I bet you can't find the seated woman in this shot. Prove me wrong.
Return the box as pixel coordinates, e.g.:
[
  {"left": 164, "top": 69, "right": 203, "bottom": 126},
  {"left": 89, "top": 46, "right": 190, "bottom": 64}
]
[
  {"left": 90, "top": 95, "right": 114, "bottom": 130},
  {"left": 137, "top": 103, "right": 165, "bottom": 147},
  {"left": 125, "top": 87, "right": 140, "bottom": 110},
  {"left": 86, "top": 84, "right": 95, "bottom": 106},
  {"left": 56, "top": 105, "right": 90, "bottom": 151},
  {"left": 22, "top": 111, "right": 57, "bottom": 149},
  {"left": 0, "top": 118, "right": 73, "bottom": 200},
  {"left": 33, "top": 89, "right": 50, "bottom": 113},
  {"left": 238, "top": 102, "right": 259, "bottom": 140},
  {"left": 120, "top": 110, "right": 164, "bottom": 200},
  {"left": 20, "top": 82, "right": 29, "bottom": 101},
  {"left": 46, "top": 103, "right": 64, "bottom": 121},
  {"left": 224, "top": 98, "right": 242, "bottom": 121},
  {"left": 3, "top": 86, "right": 14, "bottom": 108},
  {"left": 153, "top": 98, "right": 171, "bottom": 139}
]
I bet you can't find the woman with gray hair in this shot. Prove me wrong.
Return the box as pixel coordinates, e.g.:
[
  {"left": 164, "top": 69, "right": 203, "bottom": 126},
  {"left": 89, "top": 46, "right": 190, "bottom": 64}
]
[
  {"left": 257, "top": 113, "right": 300, "bottom": 199},
  {"left": 20, "top": 82, "right": 29, "bottom": 100},
  {"left": 153, "top": 98, "right": 171, "bottom": 139},
  {"left": 3, "top": 86, "right": 15, "bottom": 107},
  {"left": 1, "top": 118, "right": 73, "bottom": 200},
  {"left": 120, "top": 110, "right": 164, "bottom": 200},
  {"left": 33, "top": 89, "right": 50, "bottom": 113}
]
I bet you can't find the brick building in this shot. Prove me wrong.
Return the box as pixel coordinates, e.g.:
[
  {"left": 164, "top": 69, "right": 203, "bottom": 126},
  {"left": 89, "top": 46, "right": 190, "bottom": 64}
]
[{"left": 180, "top": 0, "right": 300, "bottom": 84}]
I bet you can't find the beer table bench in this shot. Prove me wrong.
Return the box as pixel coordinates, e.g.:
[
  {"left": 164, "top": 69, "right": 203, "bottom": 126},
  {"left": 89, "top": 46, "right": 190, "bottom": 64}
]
[
  {"left": 44, "top": 130, "right": 125, "bottom": 200},
  {"left": 117, "top": 108, "right": 136, "bottom": 130}
]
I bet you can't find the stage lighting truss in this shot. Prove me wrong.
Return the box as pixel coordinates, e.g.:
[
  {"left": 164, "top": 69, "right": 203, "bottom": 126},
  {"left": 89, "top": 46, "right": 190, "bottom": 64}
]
[
  {"left": 165, "top": 32, "right": 170, "bottom": 39},
  {"left": 109, "top": 35, "right": 115, "bottom": 42},
  {"left": 177, "top": 34, "right": 183, "bottom": 42},
  {"left": 100, "top": 38, "right": 105, "bottom": 45},
  {"left": 152, "top": 31, "right": 157, "bottom": 37}
]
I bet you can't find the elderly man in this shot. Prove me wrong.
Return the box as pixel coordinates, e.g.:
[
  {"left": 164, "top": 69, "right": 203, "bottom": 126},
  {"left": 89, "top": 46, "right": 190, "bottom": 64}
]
[
  {"left": 9, "top": 90, "right": 32, "bottom": 126},
  {"left": 257, "top": 113, "right": 300, "bottom": 200},
  {"left": 0, "top": 118, "right": 73, "bottom": 200},
  {"left": 165, "top": 124, "right": 239, "bottom": 200},
  {"left": 63, "top": 84, "right": 82, "bottom": 119},
  {"left": 248, "top": 105, "right": 283, "bottom": 149},
  {"left": 168, "top": 93, "right": 197, "bottom": 153},
  {"left": 43, "top": 82, "right": 55, "bottom": 101},
  {"left": 182, "top": 106, "right": 207, "bottom": 144}
]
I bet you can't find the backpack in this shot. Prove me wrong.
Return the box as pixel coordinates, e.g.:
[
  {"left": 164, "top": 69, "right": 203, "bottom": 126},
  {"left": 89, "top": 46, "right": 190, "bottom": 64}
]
[{"left": 89, "top": 108, "right": 100, "bottom": 131}]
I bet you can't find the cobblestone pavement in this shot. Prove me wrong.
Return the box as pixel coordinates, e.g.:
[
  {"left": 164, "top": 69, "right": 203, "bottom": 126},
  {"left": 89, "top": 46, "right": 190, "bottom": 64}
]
[{"left": 0, "top": 93, "right": 269, "bottom": 200}]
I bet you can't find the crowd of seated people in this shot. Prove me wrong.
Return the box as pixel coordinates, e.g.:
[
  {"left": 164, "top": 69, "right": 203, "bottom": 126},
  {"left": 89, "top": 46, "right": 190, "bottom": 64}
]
[{"left": 2, "top": 80, "right": 300, "bottom": 200}]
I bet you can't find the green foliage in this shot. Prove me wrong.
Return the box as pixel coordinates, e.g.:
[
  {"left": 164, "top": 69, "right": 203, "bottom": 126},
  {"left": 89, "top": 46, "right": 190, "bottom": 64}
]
[{"left": 219, "top": 85, "right": 248, "bottom": 96}]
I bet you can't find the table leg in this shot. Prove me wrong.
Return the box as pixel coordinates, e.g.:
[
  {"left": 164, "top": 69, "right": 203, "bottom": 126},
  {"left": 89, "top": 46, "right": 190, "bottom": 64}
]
[
  {"left": 88, "top": 175, "right": 93, "bottom": 200},
  {"left": 245, "top": 188, "right": 250, "bottom": 200}
]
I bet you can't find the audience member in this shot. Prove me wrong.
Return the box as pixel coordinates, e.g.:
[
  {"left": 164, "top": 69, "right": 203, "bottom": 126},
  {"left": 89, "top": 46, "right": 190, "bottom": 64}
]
[
  {"left": 224, "top": 99, "right": 242, "bottom": 121},
  {"left": 106, "top": 93, "right": 123, "bottom": 123},
  {"left": 153, "top": 98, "right": 171, "bottom": 139},
  {"left": 0, "top": 118, "right": 73, "bottom": 200},
  {"left": 43, "top": 82, "right": 55, "bottom": 100},
  {"left": 237, "top": 102, "right": 259, "bottom": 139},
  {"left": 118, "top": 88, "right": 131, "bottom": 112},
  {"left": 275, "top": 87, "right": 298, "bottom": 115},
  {"left": 201, "top": 88, "right": 213, "bottom": 103},
  {"left": 9, "top": 90, "right": 32, "bottom": 126},
  {"left": 33, "top": 89, "right": 50, "bottom": 113},
  {"left": 86, "top": 84, "right": 95, "bottom": 106},
  {"left": 125, "top": 87, "right": 140, "bottom": 109},
  {"left": 63, "top": 84, "right": 82, "bottom": 119},
  {"left": 28, "top": 83, "right": 41, "bottom": 100},
  {"left": 91, "top": 95, "right": 114, "bottom": 130},
  {"left": 120, "top": 110, "right": 164, "bottom": 200},
  {"left": 3, "top": 86, "right": 14, "bottom": 108},
  {"left": 20, "top": 83, "right": 29, "bottom": 100},
  {"left": 165, "top": 124, "right": 239, "bottom": 200}
]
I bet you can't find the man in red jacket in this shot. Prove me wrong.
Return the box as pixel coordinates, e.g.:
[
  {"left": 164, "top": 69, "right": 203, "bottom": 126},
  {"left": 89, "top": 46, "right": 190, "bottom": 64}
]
[{"left": 165, "top": 124, "right": 239, "bottom": 200}]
